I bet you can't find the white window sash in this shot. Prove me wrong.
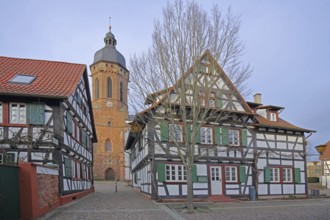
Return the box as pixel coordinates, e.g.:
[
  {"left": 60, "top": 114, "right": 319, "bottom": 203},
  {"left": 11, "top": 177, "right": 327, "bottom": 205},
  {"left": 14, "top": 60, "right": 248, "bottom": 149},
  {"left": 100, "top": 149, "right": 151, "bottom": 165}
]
[
  {"left": 201, "top": 127, "right": 213, "bottom": 144},
  {"left": 0, "top": 103, "right": 3, "bottom": 123}
]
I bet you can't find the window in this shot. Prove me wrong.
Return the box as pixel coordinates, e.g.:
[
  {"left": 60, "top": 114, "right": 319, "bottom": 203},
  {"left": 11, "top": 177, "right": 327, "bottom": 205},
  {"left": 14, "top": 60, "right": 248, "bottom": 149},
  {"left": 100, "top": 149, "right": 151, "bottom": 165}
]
[
  {"left": 95, "top": 78, "right": 100, "bottom": 99},
  {"left": 225, "top": 166, "right": 238, "bottom": 182},
  {"left": 0, "top": 102, "right": 2, "bottom": 123},
  {"left": 269, "top": 112, "right": 277, "bottom": 121},
  {"left": 10, "top": 103, "right": 26, "bottom": 124},
  {"left": 228, "top": 129, "right": 239, "bottom": 146},
  {"left": 270, "top": 167, "right": 280, "bottom": 183},
  {"left": 107, "top": 77, "right": 112, "bottom": 98},
  {"left": 9, "top": 74, "right": 36, "bottom": 84},
  {"left": 120, "top": 81, "right": 123, "bottom": 102},
  {"left": 165, "top": 164, "right": 187, "bottom": 182},
  {"left": 199, "top": 91, "right": 215, "bottom": 107},
  {"left": 105, "top": 139, "right": 112, "bottom": 151},
  {"left": 169, "top": 124, "right": 182, "bottom": 142},
  {"left": 64, "top": 157, "right": 73, "bottom": 177},
  {"left": 0, "top": 153, "right": 3, "bottom": 164},
  {"left": 200, "top": 127, "right": 212, "bottom": 144},
  {"left": 283, "top": 168, "right": 293, "bottom": 183}
]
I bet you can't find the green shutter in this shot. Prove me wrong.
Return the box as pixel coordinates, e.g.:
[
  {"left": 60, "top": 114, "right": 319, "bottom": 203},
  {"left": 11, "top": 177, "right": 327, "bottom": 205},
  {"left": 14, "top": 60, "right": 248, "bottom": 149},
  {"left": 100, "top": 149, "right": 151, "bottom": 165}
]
[
  {"left": 160, "top": 122, "right": 168, "bottom": 141},
  {"left": 239, "top": 166, "right": 247, "bottom": 183},
  {"left": 294, "top": 168, "right": 301, "bottom": 183},
  {"left": 199, "top": 64, "right": 206, "bottom": 73},
  {"left": 185, "top": 125, "right": 191, "bottom": 143},
  {"left": 195, "top": 126, "right": 200, "bottom": 144},
  {"left": 264, "top": 167, "right": 271, "bottom": 183},
  {"left": 192, "top": 164, "right": 197, "bottom": 183},
  {"left": 157, "top": 163, "right": 166, "bottom": 182},
  {"left": 27, "top": 103, "right": 45, "bottom": 125},
  {"left": 242, "top": 129, "right": 248, "bottom": 147},
  {"left": 214, "top": 127, "right": 221, "bottom": 145},
  {"left": 66, "top": 112, "right": 73, "bottom": 134},
  {"left": 82, "top": 130, "right": 87, "bottom": 146},
  {"left": 216, "top": 90, "right": 222, "bottom": 108},
  {"left": 65, "top": 158, "right": 72, "bottom": 177},
  {"left": 222, "top": 128, "right": 228, "bottom": 145}
]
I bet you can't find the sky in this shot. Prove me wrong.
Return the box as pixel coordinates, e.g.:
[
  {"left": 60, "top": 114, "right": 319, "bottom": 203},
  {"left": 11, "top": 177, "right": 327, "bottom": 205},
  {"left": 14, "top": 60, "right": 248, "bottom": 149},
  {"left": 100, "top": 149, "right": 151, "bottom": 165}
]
[{"left": 0, "top": 0, "right": 329, "bottom": 157}]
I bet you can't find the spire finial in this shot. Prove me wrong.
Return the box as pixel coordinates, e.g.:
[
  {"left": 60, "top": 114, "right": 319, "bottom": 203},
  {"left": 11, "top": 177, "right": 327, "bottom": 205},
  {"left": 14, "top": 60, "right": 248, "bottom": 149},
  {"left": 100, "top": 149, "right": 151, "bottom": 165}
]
[{"left": 109, "top": 16, "right": 112, "bottom": 31}]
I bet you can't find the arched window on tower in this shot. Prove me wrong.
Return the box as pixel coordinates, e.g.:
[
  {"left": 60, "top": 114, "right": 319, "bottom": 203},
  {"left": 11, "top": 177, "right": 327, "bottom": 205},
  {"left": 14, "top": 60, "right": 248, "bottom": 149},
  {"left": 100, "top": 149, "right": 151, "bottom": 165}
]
[
  {"left": 105, "top": 139, "right": 112, "bottom": 152},
  {"left": 120, "top": 81, "right": 123, "bottom": 102},
  {"left": 107, "top": 77, "right": 112, "bottom": 98},
  {"left": 95, "top": 78, "right": 100, "bottom": 99}
]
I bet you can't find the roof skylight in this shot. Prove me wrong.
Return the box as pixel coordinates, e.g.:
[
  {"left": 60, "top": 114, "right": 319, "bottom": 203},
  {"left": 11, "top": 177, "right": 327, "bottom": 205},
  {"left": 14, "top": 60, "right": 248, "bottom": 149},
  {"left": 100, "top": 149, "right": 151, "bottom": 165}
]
[{"left": 9, "top": 74, "right": 36, "bottom": 84}]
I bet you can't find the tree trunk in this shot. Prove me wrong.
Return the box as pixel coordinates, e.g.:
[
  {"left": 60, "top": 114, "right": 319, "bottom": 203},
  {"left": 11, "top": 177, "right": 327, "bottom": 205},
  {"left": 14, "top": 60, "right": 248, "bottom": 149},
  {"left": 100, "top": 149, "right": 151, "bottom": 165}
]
[{"left": 186, "top": 158, "right": 194, "bottom": 211}]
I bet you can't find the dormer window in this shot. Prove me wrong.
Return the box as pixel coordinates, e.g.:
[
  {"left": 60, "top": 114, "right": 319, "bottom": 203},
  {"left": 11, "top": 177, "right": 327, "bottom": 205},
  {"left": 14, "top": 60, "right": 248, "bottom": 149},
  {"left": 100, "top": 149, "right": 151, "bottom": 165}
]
[
  {"left": 269, "top": 112, "right": 277, "bottom": 122},
  {"left": 9, "top": 74, "right": 36, "bottom": 84}
]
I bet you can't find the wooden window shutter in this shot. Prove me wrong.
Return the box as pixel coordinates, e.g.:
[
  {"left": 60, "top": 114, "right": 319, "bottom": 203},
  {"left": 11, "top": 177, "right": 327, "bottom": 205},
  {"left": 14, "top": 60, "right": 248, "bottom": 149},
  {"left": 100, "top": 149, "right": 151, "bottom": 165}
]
[
  {"left": 66, "top": 112, "right": 73, "bottom": 134},
  {"left": 160, "top": 122, "right": 168, "bottom": 141},
  {"left": 239, "top": 166, "right": 247, "bottom": 183},
  {"left": 242, "top": 129, "right": 248, "bottom": 147},
  {"left": 216, "top": 90, "right": 222, "bottom": 108},
  {"left": 264, "top": 167, "right": 271, "bottom": 183},
  {"left": 294, "top": 168, "right": 301, "bottom": 183},
  {"left": 82, "top": 130, "right": 87, "bottom": 146},
  {"left": 221, "top": 128, "right": 228, "bottom": 145},
  {"left": 185, "top": 125, "right": 191, "bottom": 143},
  {"left": 214, "top": 127, "right": 221, "bottom": 145},
  {"left": 192, "top": 164, "right": 198, "bottom": 182},
  {"left": 27, "top": 103, "right": 45, "bottom": 125},
  {"left": 157, "top": 163, "right": 165, "bottom": 182},
  {"left": 65, "top": 158, "right": 72, "bottom": 177}
]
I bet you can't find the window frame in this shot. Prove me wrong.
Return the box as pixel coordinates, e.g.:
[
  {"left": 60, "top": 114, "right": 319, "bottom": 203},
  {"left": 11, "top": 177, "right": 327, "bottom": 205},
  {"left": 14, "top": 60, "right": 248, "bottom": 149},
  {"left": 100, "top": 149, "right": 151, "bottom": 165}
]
[
  {"left": 169, "top": 124, "right": 183, "bottom": 143},
  {"left": 282, "top": 167, "right": 293, "bottom": 183},
  {"left": 106, "top": 77, "right": 112, "bottom": 98},
  {"left": 165, "top": 164, "right": 187, "bottom": 182},
  {"left": 269, "top": 112, "right": 277, "bottom": 121},
  {"left": 270, "top": 167, "right": 280, "bottom": 183},
  {"left": 10, "top": 103, "right": 26, "bottom": 124},
  {"left": 200, "top": 127, "right": 213, "bottom": 144},
  {"left": 105, "top": 139, "right": 112, "bottom": 152},
  {"left": 0, "top": 153, "right": 3, "bottom": 164},
  {"left": 225, "top": 166, "right": 238, "bottom": 183},
  {"left": 228, "top": 129, "right": 240, "bottom": 146}
]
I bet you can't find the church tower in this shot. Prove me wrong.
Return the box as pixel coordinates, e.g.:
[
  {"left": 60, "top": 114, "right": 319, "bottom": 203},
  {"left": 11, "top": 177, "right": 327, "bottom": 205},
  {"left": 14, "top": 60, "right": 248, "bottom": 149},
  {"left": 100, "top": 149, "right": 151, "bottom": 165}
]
[{"left": 91, "top": 25, "right": 129, "bottom": 180}]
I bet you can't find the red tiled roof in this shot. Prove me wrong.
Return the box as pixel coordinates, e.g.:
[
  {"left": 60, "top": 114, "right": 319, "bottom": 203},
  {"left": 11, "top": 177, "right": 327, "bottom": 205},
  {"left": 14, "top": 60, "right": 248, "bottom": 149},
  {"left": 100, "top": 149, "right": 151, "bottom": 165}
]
[
  {"left": 0, "top": 56, "right": 86, "bottom": 98},
  {"left": 254, "top": 115, "right": 312, "bottom": 132},
  {"left": 320, "top": 141, "right": 330, "bottom": 160}
]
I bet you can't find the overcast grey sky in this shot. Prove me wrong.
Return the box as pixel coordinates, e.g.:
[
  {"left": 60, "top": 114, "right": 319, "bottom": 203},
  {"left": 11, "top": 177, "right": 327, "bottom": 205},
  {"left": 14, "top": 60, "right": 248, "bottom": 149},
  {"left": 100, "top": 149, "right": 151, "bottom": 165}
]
[{"left": 0, "top": 0, "right": 329, "bottom": 154}]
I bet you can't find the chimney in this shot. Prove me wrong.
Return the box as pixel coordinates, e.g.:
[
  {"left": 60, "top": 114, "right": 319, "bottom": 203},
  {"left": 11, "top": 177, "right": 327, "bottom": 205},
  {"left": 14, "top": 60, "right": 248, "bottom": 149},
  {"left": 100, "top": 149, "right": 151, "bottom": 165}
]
[{"left": 253, "top": 93, "right": 262, "bottom": 104}]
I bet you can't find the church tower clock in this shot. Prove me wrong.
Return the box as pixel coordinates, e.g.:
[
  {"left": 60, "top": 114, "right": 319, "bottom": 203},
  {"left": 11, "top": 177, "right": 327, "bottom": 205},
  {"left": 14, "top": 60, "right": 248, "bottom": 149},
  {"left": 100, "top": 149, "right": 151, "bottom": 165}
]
[{"left": 91, "top": 25, "right": 129, "bottom": 180}]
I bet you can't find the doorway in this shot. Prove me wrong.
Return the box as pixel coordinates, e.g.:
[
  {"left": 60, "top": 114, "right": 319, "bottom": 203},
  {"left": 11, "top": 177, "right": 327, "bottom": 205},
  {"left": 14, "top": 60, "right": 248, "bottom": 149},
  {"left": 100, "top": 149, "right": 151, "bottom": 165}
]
[
  {"left": 210, "top": 166, "right": 223, "bottom": 195},
  {"left": 105, "top": 168, "right": 115, "bottom": 180}
]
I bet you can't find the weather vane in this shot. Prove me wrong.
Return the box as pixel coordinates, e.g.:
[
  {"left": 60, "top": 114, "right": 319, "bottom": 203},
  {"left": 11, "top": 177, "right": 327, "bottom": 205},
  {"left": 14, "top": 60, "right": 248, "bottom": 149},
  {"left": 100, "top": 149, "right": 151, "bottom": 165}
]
[{"left": 109, "top": 16, "right": 112, "bottom": 30}]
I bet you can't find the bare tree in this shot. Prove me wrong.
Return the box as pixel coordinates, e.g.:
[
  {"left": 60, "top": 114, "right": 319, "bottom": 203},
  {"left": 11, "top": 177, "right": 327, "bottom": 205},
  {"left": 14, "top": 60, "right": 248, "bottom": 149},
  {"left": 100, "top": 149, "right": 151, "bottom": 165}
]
[{"left": 129, "top": 0, "right": 252, "bottom": 211}]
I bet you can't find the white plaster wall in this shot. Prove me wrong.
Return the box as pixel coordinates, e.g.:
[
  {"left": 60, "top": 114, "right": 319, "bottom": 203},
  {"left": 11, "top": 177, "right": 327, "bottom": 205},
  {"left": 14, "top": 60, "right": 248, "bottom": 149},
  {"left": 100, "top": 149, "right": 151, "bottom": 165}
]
[
  {"left": 294, "top": 161, "right": 305, "bottom": 170},
  {"left": 270, "top": 184, "right": 281, "bottom": 194},
  {"left": 277, "top": 135, "right": 286, "bottom": 141},
  {"left": 158, "top": 186, "right": 166, "bottom": 196},
  {"left": 196, "top": 164, "right": 207, "bottom": 175},
  {"left": 226, "top": 184, "right": 239, "bottom": 189},
  {"left": 257, "top": 141, "right": 267, "bottom": 148},
  {"left": 167, "top": 185, "right": 179, "bottom": 195},
  {"left": 295, "top": 143, "right": 303, "bottom": 151},
  {"left": 258, "top": 159, "right": 267, "bottom": 169},
  {"left": 277, "top": 142, "right": 287, "bottom": 149},
  {"left": 296, "top": 185, "right": 306, "bottom": 194},
  {"left": 226, "top": 190, "right": 239, "bottom": 195},
  {"left": 283, "top": 184, "right": 294, "bottom": 194},
  {"left": 282, "top": 160, "right": 293, "bottom": 166},
  {"left": 258, "top": 184, "right": 268, "bottom": 195}
]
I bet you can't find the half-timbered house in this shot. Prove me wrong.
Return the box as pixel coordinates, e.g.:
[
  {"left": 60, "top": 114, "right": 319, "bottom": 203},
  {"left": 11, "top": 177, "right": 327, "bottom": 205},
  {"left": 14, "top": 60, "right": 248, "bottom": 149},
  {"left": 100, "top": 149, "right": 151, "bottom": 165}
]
[
  {"left": 125, "top": 50, "right": 313, "bottom": 200},
  {"left": 0, "top": 56, "right": 97, "bottom": 196}
]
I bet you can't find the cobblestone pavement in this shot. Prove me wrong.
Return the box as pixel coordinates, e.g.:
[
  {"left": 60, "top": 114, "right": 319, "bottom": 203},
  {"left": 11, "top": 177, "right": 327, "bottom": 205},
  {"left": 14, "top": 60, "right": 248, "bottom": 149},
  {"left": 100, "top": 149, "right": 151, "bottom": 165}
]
[
  {"left": 42, "top": 181, "right": 330, "bottom": 220},
  {"left": 41, "top": 181, "right": 182, "bottom": 220},
  {"left": 167, "top": 198, "right": 330, "bottom": 220}
]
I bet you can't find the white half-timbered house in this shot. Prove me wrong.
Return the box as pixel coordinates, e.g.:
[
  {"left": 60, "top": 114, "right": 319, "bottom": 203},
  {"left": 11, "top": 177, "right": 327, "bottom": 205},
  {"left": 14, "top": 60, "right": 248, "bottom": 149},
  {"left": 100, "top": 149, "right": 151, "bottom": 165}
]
[
  {"left": 125, "top": 50, "right": 313, "bottom": 200},
  {"left": 0, "top": 56, "right": 97, "bottom": 196}
]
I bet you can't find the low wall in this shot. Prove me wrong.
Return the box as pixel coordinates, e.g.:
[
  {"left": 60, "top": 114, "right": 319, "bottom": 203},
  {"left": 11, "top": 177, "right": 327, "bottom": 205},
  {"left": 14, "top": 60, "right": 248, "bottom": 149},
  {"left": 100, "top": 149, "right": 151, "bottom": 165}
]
[
  {"left": 19, "top": 163, "right": 60, "bottom": 220},
  {"left": 19, "top": 162, "right": 94, "bottom": 219}
]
